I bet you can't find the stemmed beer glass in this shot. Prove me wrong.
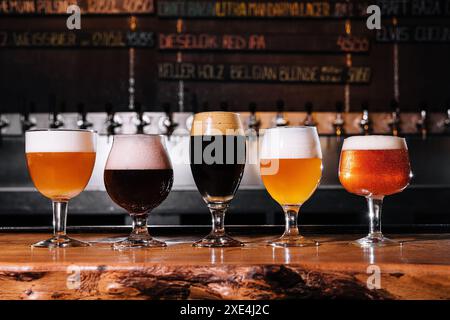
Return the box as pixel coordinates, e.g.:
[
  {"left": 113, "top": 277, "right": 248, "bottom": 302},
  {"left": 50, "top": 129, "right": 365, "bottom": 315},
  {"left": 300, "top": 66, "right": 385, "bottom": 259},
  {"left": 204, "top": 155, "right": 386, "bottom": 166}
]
[
  {"left": 104, "top": 134, "right": 173, "bottom": 250},
  {"left": 190, "top": 112, "right": 246, "bottom": 247},
  {"left": 25, "top": 129, "right": 97, "bottom": 248},
  {"left": 339, "top": 135, "right": 412, "bottom": 247},
  {"left": 260, "top": 127, "right": 322, "bottom": 247}
]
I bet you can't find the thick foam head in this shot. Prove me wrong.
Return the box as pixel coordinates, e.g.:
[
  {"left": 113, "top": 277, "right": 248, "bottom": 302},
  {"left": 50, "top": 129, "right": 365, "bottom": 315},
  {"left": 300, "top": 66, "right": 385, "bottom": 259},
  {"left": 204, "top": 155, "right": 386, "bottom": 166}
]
[
  {"left": 260, "top": 126, "right": 322, "bottom": 159},
  {"left": 105, "top": 135, "right": 172, "bottom": 170},
  {"left": 25, "top": 129, "right": 96, "bottom": 153},
  {"left": 342, "top": 135, "right": 407, "bottom": 151},
  {"left": 191, "top": 112, "right": 244, "bottom": 136}
]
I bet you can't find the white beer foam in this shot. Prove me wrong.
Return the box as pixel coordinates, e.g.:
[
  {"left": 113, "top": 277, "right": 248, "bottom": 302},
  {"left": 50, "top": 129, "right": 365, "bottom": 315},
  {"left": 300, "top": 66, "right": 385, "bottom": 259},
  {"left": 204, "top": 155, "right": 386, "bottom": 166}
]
[
  {"left": 25, "top": 130, "right": 96, "bottom": 153},
  {"left": 105, "top": 135, "right": 172, "bottom": 170},
  {"left": 260, "top": 127, "right": 322, "bottom": 159},
  {"left": 342, "top": 135, "right": 407, "bottom": 151}
]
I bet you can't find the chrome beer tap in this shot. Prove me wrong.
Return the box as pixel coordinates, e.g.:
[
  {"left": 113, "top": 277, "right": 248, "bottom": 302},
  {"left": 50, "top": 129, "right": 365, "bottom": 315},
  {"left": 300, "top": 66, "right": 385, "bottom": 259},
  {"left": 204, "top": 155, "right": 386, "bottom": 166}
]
[
  {"left": 247, "top": 102, "right": 261, "bottom": 134},
  {"left": 105, "top": 103, "right": 122, "bottom": 137},
  {"left": 274, "top": 99, "right": 289, "bottom": 127},
  {"left": 133, "top": 102, "right": 151, "bottom": 134},
  {"left": 332, "top": 101, "right": 345, "bottom": 137},
  {"left": 303, "top": 101, "right": 316, "bottom": 126},
  {"left": 158, "top": 103, "right": 178, "bottom": 138},
  {"left": 388, "top": 99, "right": 401, "bottom": 136},
  {"left": 76, "top": 103, "right": 93, "bottom": 130},
  {"left": 21, "top": 102, "right": 37, "bottom": 133},
  {"left": 416, "top": 102, "right": 428, "bottom": 140},
  {"left": 49, "top": 99, "right": 64, "bottom": 129},
  {"left": 359, "top": 101, "right": 372, "bottom": 135}
]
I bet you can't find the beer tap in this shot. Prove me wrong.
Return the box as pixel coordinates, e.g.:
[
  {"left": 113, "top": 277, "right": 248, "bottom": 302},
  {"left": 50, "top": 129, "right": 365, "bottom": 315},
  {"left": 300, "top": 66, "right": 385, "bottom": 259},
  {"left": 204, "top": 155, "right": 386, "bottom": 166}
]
[
  {"left": 158, "top": 103, "right": 178, "bottom": 138},
  {"left": 105, "top": 103, "right": 122, "bottom": 137},
  {"left": 76, "top": 103, "right": 93, "bottom": 130},
  {"left": 21, "top": 102, "right": 37, "bottom": 133},
  {"left": 388, "top": 99, "right": 401, "bottom": 136},
  {"left": 133, "top": 102, "right": 151, "bottom": 134},
  {"left": 274, "top": 99, "right": 289, "bottom": 127},
  {"left": 443, "top": 100, "right": 450, "bottom": 135},
  {"left": 0, "top": 107, "right": 9, "bottom": 147},
  {"left": 416, "top": 101, "right": 428, "bottom": 140},
  {"left": 247, "top": 102, "right": 261, "bottom": 134},
  {"left": 359, "top": 101, "right": 372, "bottom": 135},
  {"left": 49, "top": 97, "right": 64, "bottom": 129},
  {"left": 333, "top": 101, "right": 345, "bottom": 137},
  {"left": 303, "top": 102, "right": 316, "bottom": 126}
]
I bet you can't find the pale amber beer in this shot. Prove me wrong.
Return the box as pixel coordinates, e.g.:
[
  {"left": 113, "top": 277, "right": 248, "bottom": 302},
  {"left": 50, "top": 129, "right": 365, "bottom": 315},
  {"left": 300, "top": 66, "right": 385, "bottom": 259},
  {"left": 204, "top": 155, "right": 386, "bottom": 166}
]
[
  {"left": 338, "top": 135, "right": 412, "bottom": 247},
  {"left": 260, "top": 126, "right": 322, "bottom": 247},
  {"left": 339, "top": 149, "right": 411, "bottom": 197},
  {"left": 260, "top": 158, "right": 322, "bottom": 205},
  {"left": 25, "top": 129, "right": 97, "bottom": 248},
  {"left": 26, "top": 152, "right": 96, "bottom": 200}
]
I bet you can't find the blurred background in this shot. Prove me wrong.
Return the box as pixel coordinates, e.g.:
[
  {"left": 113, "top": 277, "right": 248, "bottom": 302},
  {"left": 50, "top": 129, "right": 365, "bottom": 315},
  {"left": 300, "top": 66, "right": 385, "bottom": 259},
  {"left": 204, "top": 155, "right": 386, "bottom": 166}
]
[{"left": 1, "top": 0, "right": 450, "bottom": 231}]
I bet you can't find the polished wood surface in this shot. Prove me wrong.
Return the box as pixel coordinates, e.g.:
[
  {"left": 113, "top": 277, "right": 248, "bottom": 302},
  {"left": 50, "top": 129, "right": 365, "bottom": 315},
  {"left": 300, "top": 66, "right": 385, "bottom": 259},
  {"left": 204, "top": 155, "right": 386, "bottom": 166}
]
[{"left": 0, "top": 233, "right": 449, "bottom": 300}]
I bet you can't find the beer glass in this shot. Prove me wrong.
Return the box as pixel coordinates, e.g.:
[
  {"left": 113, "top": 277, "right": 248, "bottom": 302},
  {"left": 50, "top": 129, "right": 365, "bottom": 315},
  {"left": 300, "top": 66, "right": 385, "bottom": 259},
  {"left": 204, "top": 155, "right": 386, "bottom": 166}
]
[
  {"left": 260, "top": 127, "right": 322, "bottom": 247},
  {"left": 104, "top": 135, "right": 173, "bottom": 250},
  {"left": 25, "top": 129, "right": 96, "bottom": 248},
  {"left": 190, "top": 112, "right": 246, "bottom": 247},
  {"left": 339, "top": 135, "right": 412, "bottom": 247}
]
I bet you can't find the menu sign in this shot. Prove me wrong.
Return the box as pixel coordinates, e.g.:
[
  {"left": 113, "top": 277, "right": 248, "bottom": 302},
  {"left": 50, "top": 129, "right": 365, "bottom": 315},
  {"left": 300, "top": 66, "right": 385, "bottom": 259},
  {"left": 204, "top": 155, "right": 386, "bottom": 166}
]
[
  {"left": 0, "top": 30, "right": 155, "bottom": 47},
  {"left": 376, "top": 25, "right": 450, "bottom": 43},
  {"left": 158, "top": 63, "right": 371, "bottom": 84},
  {"left": 0, "top": 0, "right": 154, "bottom": 14},
  {"left": 159, "top": 33, "right": 370, "bottom": 53}
]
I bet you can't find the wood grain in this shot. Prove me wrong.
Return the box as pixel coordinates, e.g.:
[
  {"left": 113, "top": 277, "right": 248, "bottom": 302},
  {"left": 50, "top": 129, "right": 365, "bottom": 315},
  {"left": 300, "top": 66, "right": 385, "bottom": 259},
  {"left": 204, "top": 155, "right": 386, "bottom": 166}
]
[{"left": 0, "top": 233, "right": 449, "bottom": 300}]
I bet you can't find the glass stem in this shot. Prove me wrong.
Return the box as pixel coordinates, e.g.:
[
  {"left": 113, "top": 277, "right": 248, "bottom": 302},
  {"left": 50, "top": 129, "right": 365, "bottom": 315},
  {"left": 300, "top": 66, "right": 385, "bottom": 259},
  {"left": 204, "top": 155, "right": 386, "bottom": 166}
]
[
  {"left": 366, "top": 196, "right": 384, "bottom": 238},
  {"left": 282, "top": 205, "right": 301, "bottom": 237},
  {"left": 52, "top": 201, "right": 68, "bottom": 239},
  {"left": 208, "top": 203, "right": 229, "bottom": 236},
  {"left": 130, "top": 214, "right": 150, "bottom": 239}
]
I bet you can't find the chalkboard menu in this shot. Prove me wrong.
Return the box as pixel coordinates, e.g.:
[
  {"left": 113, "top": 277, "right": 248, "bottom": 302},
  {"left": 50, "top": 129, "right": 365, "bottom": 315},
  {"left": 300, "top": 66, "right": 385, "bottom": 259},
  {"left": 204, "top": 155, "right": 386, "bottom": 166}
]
[{"left": 0, "top": 0, "right": 450, "bottom": 113}]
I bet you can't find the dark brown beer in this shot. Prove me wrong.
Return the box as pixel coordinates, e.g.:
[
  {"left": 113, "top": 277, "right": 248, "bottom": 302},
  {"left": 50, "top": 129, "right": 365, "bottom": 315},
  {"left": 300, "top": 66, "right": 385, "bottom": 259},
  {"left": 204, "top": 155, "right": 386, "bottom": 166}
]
[
  {"left": 190, "top": 135, "right": 245, "bottom": 203},
  {"left": 104, "top": 169, "right": 173, "bottom": 214}
]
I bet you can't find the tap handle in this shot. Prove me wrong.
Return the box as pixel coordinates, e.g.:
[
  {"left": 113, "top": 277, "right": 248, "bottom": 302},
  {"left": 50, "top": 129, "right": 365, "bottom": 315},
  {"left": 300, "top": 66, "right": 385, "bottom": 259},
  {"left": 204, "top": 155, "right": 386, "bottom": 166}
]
[
  {"left": 77, "top": 103, "right": 86, "bottom": 116},
  {"left": 220, "top": 101, "right": 228, "bottom": 111},
  {"left": 305, "top": 101, "right": 313, "bottom": 114},
  {"left": 105, "top": 102, "right": 114, "bottom": 115},
  {"left": 390, "top": 99, "right": 400, "bottom": 113},
  {"left": 49, "top": 94, "right": 57, "bottom": 117},
  {"left": 249, "top": 102, "right": 257, "bottom": 114},
  {"left": 361, "top": 100, "right": 369, "bottom": 112},
  {"left": 335, "top": 101, "right": 344, "bottom": 113},
  {"left": 162, "top": 102, "right": 171, "bottom": 115},
  {"left": 135, "top": 101, "right": 142, "bottom": 114},
  {"left": 276, "top": 99, "right": 285, "bottom": 112}
]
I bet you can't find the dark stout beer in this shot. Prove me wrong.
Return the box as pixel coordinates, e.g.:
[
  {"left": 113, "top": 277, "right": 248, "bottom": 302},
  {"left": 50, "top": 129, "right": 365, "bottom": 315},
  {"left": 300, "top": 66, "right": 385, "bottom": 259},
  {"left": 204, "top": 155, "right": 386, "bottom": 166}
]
[
  {"left": 190, "top": 135, "right": 245, "bottom": 203},
  {"left": 104, "top": 169, "right": 173, "bottom": 214}
]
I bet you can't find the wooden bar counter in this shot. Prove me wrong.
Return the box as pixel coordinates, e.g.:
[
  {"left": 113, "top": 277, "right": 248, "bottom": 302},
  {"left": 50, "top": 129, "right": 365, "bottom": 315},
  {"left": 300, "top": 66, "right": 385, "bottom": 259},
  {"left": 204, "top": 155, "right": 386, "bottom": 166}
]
[{"left": 0, "top": 232, "right": 449, "bottom": 300}]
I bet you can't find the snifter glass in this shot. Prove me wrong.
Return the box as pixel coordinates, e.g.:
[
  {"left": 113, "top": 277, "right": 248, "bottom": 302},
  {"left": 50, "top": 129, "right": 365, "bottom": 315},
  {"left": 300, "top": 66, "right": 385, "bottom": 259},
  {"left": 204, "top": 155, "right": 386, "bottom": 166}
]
[
  {"left": 339, "top": 135, "right": 412, "bottom": 248},
  {"left": 25, "top": 129, "right": 97, "bottom": 248},
  {"left": 260, "top": 126, "right": 322, "bottom": 247},
  {"left": 190, "top": 112, "right": 246, "bottom": 247},
  {"left": 104, "top": 134, "right": 173, "bottom": 250}
]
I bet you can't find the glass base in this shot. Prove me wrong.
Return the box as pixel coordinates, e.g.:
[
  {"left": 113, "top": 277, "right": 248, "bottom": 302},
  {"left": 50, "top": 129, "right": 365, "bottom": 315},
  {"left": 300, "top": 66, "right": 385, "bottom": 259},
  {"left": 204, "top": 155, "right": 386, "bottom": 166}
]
[
  {"left": 268, "top": 235, "right": 319, "bottom": 248},
  {"left": 193, "top": 233, "right": 244, "bottom": 248},
  {"left": 352, "top": 234, "right": 399, "bottom": 248},
  {"left": 112, "top": 237, "right": 166, "bottom": 250},
  {"left": 32, "top": 235, "right": 90, "bottom": 248}
]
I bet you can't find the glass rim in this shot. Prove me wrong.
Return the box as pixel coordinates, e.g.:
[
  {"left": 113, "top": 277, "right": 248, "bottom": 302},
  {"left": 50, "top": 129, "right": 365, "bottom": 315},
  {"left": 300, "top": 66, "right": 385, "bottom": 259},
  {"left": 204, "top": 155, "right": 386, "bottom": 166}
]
[
  {"left": 26, "top": 128, "right": 97, "bottom": 133},
  {"left": 113, "top": 133, "right": 166, "bottom": 138},
  {"left": 193, "top": 111, "right": 241, "bottom": 117}
]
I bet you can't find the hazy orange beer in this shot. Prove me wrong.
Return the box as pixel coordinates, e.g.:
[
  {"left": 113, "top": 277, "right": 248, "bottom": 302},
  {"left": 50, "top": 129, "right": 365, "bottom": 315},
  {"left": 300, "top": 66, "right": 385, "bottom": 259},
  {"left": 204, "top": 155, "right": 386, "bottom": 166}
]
[
  {"left": 338, "top": 135, "right": 412, "bottom": 247},
  {"left": 25, "top": 129, "right": 96, "bottom": 248}
]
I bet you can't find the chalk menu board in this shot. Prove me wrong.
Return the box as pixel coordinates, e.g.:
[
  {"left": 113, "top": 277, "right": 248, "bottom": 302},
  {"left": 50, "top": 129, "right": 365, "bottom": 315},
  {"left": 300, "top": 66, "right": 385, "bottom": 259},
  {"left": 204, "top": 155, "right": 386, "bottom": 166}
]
[{"left": 0, "top": 0, "right": 450, "bottom": 113}]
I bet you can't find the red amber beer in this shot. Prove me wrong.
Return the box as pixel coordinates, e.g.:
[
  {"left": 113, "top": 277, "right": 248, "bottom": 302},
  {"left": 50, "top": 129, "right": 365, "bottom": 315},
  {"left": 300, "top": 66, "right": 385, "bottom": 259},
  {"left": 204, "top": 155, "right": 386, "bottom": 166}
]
[{"left": 339, "top": 135, "right": 412, "bottom": 247}]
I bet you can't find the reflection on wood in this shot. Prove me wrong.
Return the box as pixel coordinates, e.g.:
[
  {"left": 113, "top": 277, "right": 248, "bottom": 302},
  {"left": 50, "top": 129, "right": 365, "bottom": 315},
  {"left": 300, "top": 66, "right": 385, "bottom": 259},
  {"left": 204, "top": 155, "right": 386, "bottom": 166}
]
[
  {"left": 0, "top": 233, "right": 450, "bottom": 299},
  {"left": 158, "top": 63, "right": 371, "bottom": 84},
  {"left": 0, "top": 0, "right": 154, "bottom": 15}
]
